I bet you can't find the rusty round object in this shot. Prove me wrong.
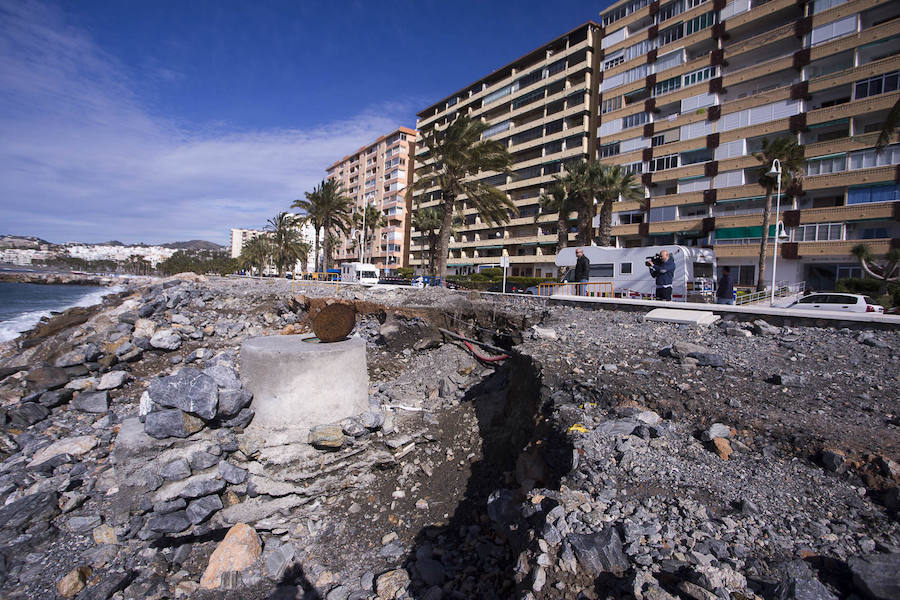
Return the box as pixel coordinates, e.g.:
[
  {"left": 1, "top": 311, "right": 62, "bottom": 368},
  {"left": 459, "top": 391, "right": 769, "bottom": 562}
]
[{"left": 312, "top": 303, "right": 357, "bottom": 342}]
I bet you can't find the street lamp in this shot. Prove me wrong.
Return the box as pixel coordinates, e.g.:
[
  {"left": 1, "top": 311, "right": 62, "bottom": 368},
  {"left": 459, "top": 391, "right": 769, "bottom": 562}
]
[{"left": 769, "top": 158, "right": 783, "bottom": 306}]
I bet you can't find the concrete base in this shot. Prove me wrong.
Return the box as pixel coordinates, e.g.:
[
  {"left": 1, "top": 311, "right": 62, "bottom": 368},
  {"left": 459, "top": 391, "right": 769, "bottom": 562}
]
[
  {"left": 644, "top": 308, "right": 719, "bottom": 326},
  {"left": 240, "top": 334, "right": 369, "bottom": 446}
]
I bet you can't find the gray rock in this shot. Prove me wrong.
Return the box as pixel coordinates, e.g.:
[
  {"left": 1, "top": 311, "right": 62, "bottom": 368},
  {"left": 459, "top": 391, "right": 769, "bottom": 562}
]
[
  {"left": 567, "top": 528, "right": 630, "bottom": 577},
  {"left": 146, "top": 511, "right": 191, "bottom": 533},
  {"left": 25, "top": 366, "right": 69, "bottom": 392},
  {"left": 66, "top": 515, "right": 102, "bottom": 532},
  {"left": 7, "top": 402, "right": 50, "bottom": 428},
  {"left": 687, "top": 352, "right": 726, "bottom": 368},
  {"left": 774, "top": 576, "right": 839, "bottom": 600},
  {"left": 820, "top": 450, "right": 846, "bottom": 473},
  {"left": 215, "top": 388, "right": 252, "bottom": 420},
  {"left": 160, "top": 458, "right": 192, "bottom": 481},
  {"left": 668, "top": 341, "right": 709, "bottom": 359},
  {"left": 189, "top": 451, "right": 218, "bottom": 471},
  {"left": 150, "top": 329, "right": 182, "bottom": 351},
  {"left": 179, "top": 476, "right": 226, "bottom": 499},
  {"left": 309, "top": 425, "right": 345, "bottom": 449},
  {"left": 55, "top": 349, "right": 88, "bottom": 368},
  {"left": 848, "top": 553, "right": 900, "bottom": 600},
  {"left": 0, "top": 492, "right": 60, "bottom": 542},
  {"left": 596, "top": 419, "right": 639, "bottom": 437},
  {"left": 222, "top": 408, "right": 254, "bottom": 429},
  {"left": 97, "top": 370, "right": 130, "bottom": 391},
  {"left": 415, "top": 557, "right": 446, "bottom": 586},
  {"left": 360, "top": 410, "right": 386, "bottom": 430},
  {"left": 73, "top": 391, "right": 109, "bottom": 413},
  {"left": 202, "top": 364, "right": 241, "bottom": 390},
  {"left": 753, "top": 319, "right": 781, "bottom": 336},
  {"left": 264, "top": 540, "right": 296, "bottom": 579},
  {"left": 118, "top": 311, "right": 139, "bottom": 325},
  {"left": 773, "top": 373, "right": 806, "bottom": 387},
  {"left": 147, "top": 368, "right": 218, "bottom": 420},
  {"left": 144, "top": 409, "right": 204, "bottom": 439},
  {"left": 38, "top": 388, "right": 73, "bottom": 408},
  {"left": 340, "top": 417, "right": 366, "bottom": 437},
  {"left": 219, "top": 461, "right": 248, "bottom": 485},
  {"left": 185, "top": 494, "right": 223, "bottom": 524},
  {"left": 702, "top": 423, "right": 731, "bottom": 441},
  {"left": 152, "top": 498, "right": 187, "bottom": 515}
]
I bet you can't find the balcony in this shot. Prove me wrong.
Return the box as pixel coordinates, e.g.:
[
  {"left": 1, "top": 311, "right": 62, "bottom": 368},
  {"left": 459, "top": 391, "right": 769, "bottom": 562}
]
[
  {"left": 611, "top": 223, "right": 641, "bottom": 236},
  {"left": 723, "top": 0, "right": 796, "bottom": 31},
  {"left": 725, "top": 22, "right": 794, "bottom": 59},
  {"left": 799, "top": 203, "right": 897, "bottom": 224},
  {"left": 794, "top": 238, "right": 893, "bottom": 256},
  {"left": 808, "top": 54, "right": 900, "bottom": 95},
  {"left": 804, "top": 165, "right": 897, "bottom": 190},
  {"left": 648, "top": 218, "right": 705, "bottom": 234},
  {"left": 810, "top": 18, "right": 900, "bottom": 61},
  {"left": 807, "top": 92, "right": 900, "bottom": 126}
]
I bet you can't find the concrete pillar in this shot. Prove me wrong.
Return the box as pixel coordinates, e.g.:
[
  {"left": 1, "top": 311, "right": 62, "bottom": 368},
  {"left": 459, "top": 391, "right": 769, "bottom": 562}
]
[{"left": 240, "top": 335, "right": 369, "bottom": 446}]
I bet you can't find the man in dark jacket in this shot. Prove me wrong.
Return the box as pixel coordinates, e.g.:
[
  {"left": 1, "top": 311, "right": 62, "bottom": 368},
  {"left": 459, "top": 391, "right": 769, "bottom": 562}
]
[
  {"left": 716, "top": 266, "right": 735, "bottom": 305},
  {"left": 647, "top": 249, "right": 675, "bottom": 301},
  {"left": 574, "top": 247, "right": 590, "bottom": 296}
]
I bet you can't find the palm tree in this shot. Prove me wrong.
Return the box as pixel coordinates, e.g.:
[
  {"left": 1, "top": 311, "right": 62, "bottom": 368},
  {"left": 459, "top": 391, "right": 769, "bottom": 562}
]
[
  {"left": 536, "top": 182, "right": 577, "bottom": 275},
  {"left": 412, "top": 115, "right": 515, "bottom": 282},
  {"left": 412, "top": 205, "right": 446, "bottom": 275},
  {"left": 875, "top": 98, "right": 900, "bottom": 154},
  {"left": 240, "top": 235, "right": 272, "bottom": 277},
  {"left": 556, "top": 160, "right": 601, "bottom": 246},
  {"left": 292, "top": 184, "right": 325, "bottom": 272},
  {"left": 266, "top": 212, "right": 310, "bottom": 277},
  {"left": 851, "top": 244, "right": 900, "bottom": 295},
  {"left": 752, "top": 137, "right": 804, "bottom": 292},
  {"left": 595, "top": 164, "right": 645, "bottom": 247},
  {"left": 353, "top": 204, "right": 386, "bottom": 263}
]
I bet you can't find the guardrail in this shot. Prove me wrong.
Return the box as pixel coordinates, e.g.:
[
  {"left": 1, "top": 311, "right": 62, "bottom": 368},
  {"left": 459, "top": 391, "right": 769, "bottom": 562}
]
[
  {"left": 290, "top": 272, "right": 341, "bottom": 293},
  {"left": 735, "top": 280, "right": 806, "bottom": 305},
  {"left": 536, "top": 282, "right": 614, "bottom": 298}
]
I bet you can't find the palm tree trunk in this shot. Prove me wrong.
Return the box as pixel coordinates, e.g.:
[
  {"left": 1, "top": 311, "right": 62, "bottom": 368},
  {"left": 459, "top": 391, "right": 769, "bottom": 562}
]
[
  {"left": 578, "top": 194, "right": 594, "bottom": 245},
  {"left": 437, "top": 195, "right": 455, "bottom": 284},
  {"left": 756, "top": 189, "right": 773, "bottom": 292},
  {"left": 597, "top": 199, "right": 613, "bottom": 247},
  {"left": 322, "top": 223, "right": 331, "bottom": 272},
  {"left": 313, "top": 230, "right": 320, "bottom": 273},
  {"left": 557, "top": 215, "right": 568, "bottom": 277}
]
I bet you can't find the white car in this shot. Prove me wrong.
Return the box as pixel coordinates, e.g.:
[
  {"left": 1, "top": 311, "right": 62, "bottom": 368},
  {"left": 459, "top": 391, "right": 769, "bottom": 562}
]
[{"left": 787, "top": 293, "right": 884, "bottom": 313}]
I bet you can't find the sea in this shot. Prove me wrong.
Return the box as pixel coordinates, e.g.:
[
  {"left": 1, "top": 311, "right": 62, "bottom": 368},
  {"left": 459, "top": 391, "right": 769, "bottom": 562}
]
[{"left": 0, "top": 281, "right": 122, "bottom": 343}]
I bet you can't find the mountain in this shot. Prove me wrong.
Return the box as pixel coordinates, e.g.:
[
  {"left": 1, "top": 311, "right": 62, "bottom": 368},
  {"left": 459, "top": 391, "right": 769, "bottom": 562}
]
[
  {"left": 0, "top": 235, "right": 55, "bottom": 249},
  {"left": 162, "top": 240, "right": 225, "bottom": 251}
]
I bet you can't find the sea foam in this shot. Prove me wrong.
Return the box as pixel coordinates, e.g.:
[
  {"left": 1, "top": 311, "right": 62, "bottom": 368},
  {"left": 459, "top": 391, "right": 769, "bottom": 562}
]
[{"left": 0, "top": 285, "right": 123, "bottom": 343}]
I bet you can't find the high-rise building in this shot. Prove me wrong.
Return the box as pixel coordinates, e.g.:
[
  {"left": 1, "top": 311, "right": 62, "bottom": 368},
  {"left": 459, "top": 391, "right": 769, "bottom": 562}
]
[
  {"left": 326, "top": 127, "right": 417, "bottom": 274},
  {"left": 410, "top": 23, "right": 604, "bottom": 278},
  {"left": 230, "top": 228, "right": 267, "bottom": 259},
  {"left": 230, "top": 219, "right": 318, "bottom": 273},
  {"left": 411, "top": 2, "right": 899, "bottom": 289},
  {"left": 595, "top": 0, "right": 898, "bottom": 289}
]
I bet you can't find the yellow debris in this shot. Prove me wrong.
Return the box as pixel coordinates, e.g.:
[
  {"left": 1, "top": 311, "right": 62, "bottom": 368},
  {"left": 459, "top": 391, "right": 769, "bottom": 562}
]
[{"left": 567, "top": 424, "right": 590, "bottom": 434}]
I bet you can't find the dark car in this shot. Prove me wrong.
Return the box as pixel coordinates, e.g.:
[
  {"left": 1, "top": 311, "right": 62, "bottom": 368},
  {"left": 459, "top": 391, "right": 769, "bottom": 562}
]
[
  {"left": 378, "top": 277, "right": 411, "bottom": 286},
  {"left": 487, "top": 281, "right": 526, "bottom": 294}
]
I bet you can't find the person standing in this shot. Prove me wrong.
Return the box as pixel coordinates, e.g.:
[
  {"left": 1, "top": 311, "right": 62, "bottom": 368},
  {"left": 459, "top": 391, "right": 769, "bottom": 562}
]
[
  {"left": 647, "top": 249, "right": 675, "bottom": 301},
  {"left": 574, "top": 247, "right": 590, "bottom": 296},
  {"left": 716, "top": 266, "right": 735, "bottom": 305}
]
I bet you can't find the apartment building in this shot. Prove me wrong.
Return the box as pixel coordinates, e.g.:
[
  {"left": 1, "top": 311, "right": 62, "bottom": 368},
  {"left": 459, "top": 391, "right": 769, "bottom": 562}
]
[
  {"left": 410, "top": 23, "right": 604, "bottom": 277},
  {"left": 596, "top": 0, "right": 899, "bottom": 289},
  {"left": 230, "top": 222, "right": 317, "bottom": 272},
  {"left": 230, "top": 228, "right": 267, "bottom": 259},
  {"left": 325, "top": 127, "right": 417, "bottom": 274}
]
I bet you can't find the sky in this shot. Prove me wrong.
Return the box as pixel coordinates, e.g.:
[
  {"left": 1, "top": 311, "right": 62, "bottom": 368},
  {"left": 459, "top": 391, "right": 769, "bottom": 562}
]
[{"left": 0, "top": 0, "right": 606, "bottom": 245}]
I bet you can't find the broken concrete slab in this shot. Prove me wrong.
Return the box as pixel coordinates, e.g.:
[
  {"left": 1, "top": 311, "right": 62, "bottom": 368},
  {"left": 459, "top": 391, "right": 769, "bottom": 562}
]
[{"left": 644, "top": 308, "right": 719, "bottom": 326}]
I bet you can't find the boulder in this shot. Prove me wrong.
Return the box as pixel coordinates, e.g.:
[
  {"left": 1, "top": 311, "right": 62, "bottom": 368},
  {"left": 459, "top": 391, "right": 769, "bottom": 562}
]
[
  {"left": 567, "top": 528, "right": 630, "bottom": 577},
  {"left": 219, "top": 461, "right": 248, "bottom": 485},
  {"left": 263, "top": 540, "right": 296, "bottom": 579},
  {"left": 687, "top": 352, "right": 726, "bottom": 368},
  {"left": 203, "top": 364, "right": 241, "bottom": 390},
  {"left": 180, "top": 476, "right": 226, "bottom": 499},
  {"left": 160, "top": 458, "right": 192, "bottom": 481},
  {"left": 772, "top": 373, "right": 806, "bottom": 388},
  {"left": 147, "top": 511, "right": 191, "bottom": 533},
  {"left": 38, "top": 388, "right": 73, "bottom": 408},
  {"left": 150, "top": 329, "right": 182, "bottom": 351},
  {"left": 144, "top": 409, "right": 204, "bottom": 439},
  {"left": 73, "top": 391, "right": 109, "bottom": 413},
  {"left": 97, "top": 370, "right": 130, "bottom": 391},
  {"left": 216, "top": 388, "right": 253, "bottom": 420},
  {"left": 57, "top": 566, "right": 92, "bottom": 598},
  {"left": 28, "top": 436, "right": 97, "bottom": 468},
  {"left": 848, "top": 553, "right": 900, "bottom": 600},
  {"left": 200, "top": 523, "right": 261, "bottom": 589},
  {"left": 54, "top": 349, "right": 87, "bottom": 368},
  {"left": 375, "top": 569, "right": 410, "bottom": 599},
  {"left": 186, "top": 494, "right": 223, "bottom": 525},
  {"left": 148, "top": 368, "right": 218, "bottom": 420},
  {"left": 7, "top": 402, "right": 50, "bottom": 428},
  {"left": 309, "top": 425, "right": 345, "bottom": 449},
  {"left": 25, "top": 366, "right": 69, "bottom": 392}
]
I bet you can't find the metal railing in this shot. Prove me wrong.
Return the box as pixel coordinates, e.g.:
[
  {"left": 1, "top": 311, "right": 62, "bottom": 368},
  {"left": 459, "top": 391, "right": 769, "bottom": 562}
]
[
  {"left": 290, "top": 272, "right": 341, "bottom": 293},
  {"left": 734, "top": 280, "right": 806, "bottom": 305},
  {"left": 536, "top": 282, "right": 614, "bottom": 298}
]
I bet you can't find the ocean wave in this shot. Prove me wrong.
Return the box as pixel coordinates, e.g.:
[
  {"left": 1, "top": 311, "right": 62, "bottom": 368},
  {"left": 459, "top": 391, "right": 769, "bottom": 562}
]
[{"left": 0, "top": 285, "right": 124, "bottom": 344}]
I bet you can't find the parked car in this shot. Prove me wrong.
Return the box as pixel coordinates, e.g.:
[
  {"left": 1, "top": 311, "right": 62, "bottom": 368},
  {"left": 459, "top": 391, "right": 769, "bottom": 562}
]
[
  {"left": 487, "top": 281, "right": 527, "bottom": 294},
  {"left": 786, "top": 293, "right": 884, "bottom": 313},
  {"left": 377, "top": 277, "right": 411, "bottom": 286}
]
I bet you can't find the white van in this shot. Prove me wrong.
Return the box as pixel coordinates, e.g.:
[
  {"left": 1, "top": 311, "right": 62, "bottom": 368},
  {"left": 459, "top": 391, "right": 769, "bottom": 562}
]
[
  {"left": 553, "top": 245, "right": 717, "bottom": 302},
  {"left": 340, "top": 262, "right": 380, "bottom": 286}
]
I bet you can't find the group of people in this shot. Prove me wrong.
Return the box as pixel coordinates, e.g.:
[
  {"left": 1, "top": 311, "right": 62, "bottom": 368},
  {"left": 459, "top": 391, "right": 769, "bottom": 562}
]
[{"left": 573, "top": 247, "right": 735, "bottom": 304}]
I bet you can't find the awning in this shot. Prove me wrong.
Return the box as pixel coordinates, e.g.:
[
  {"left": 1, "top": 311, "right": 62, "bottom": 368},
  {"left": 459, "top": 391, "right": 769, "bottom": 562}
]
[
  {"left": 539, "top": 241, "right": 558, "bottom": 245},
  {"left": 715, "top": 195, "right": 765, "bottom": 204},
  {"left": 808, "top": 152, "right": 846, "bottom": 160},
  {"left": 449, "top": 263, "right": 474, "bottom": 267},
  {"left": 475, "top": 245, "right": 504, "bottom": 250},
  {"left": 715, "top": 225, "right": 776, "bottom": 239},
  {"left": 808, "top": 118, "right": 849, "bottom": 129},
  {"left": 518, "top": 242, "right": 538, "bottom": 247},
  {"left": 678, "top": 175, "right": 708, "bottom": 182}
]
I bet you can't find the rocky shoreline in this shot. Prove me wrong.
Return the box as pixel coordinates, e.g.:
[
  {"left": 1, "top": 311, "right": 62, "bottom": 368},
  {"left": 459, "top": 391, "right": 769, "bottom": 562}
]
[
  {"left": 0, "top": 276, "right": 897, "bottom": 600},
  {"left": 0, "top": 270, "right": 152, "bottom": 287}
]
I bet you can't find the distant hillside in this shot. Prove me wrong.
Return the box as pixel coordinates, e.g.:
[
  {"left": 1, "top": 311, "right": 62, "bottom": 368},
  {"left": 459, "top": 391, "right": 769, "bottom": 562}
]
[
  {"left": 0, "top": 235, "right": 55, "bottom": 249},
  {"left": 163, "top": 240, "right": 224, "bottom": 251}
]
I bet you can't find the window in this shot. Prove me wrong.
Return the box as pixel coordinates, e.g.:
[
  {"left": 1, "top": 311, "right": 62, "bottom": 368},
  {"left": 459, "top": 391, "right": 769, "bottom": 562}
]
[
  {"left": 623, "top": 64, "right": 649, "bottom": 84},
  {"left": 600, "top": 142, "right": 621, "bottom": 158},
  {"left": 849, "top": 144, "right": 900, "bottom": 169},
  {"left": 847, "top": 184, "right": 900, "bottom": 205},
  {"left": 625, "top": 39, "right": 654, "bottom": 62},
  {"left": 590, "top": 264, "right": 615, "bottom": 278},
  {"left": 859, "top": 227, "right": 888, "bottom": 239},
  {"left": 624, "top": 161, "right": 644, "bottom": 174},
  {"left": 547, "top": 59, "right": 567, "bottom": 77},
  {"left": 604, "top": 51, "right": 625, "bottom": 70},
  {"left": 652, "top": 134, "right": 666, "bottom": 146},
  {"left": 649, "top": 206, "right": 678, "bottom": 221},
  {"left": 650, "top": 154, "right": 679, "bottom": 171},
  {"left": 659, "top": 23, "right": 684, "bottom": 45},
  {"left": 615, "top": 210, "right": 644, "bottom": 224},
  {"left": 854, "top": 70, "right": 899, "bottom": 99},
  {"left": 655, "top": 50, "right": 684, "bottom": 73},
  {"left": 623, "top": 112, "right": 649, "bottom": 129},
  {"left": 806, "top": 154, "right": 846, "bottom": 175},
  {"left": 655, "top": 76, "right": 682, "bottom": 95},
  {"left": 484, "top": 83, "right": 516, "bottom": 105},
  {"left": 602, "top": 95, "right": 623, "bottom": 113},
  {"left": 620, "top": 262, "right": 633, "bottom": 274},
  {"left": 681, "top": 148, "right": 712, "bottom": 165},
  {"left": 810, "top": 15, "right": 857, "bottom": 46},
  {"left": 686, "top": 0, "right": 708, "bottom": 7},
  {"left": 684, "top": 66, "right": 715, "bottom": 87},
  {"left": 812, "top": 0, "right": 848, "bottom": 14},
  {"left": 685, "top": 12, "right": 715, "bottom": 35},
  {"left": 658, "top": 0, "right": 684, "bottom": 22},
  {"left": 603, "top": 5, "right": 627, "bottom": 25},
  {"left": 512, "top": 88, "right": 545, "bottom": 109},
  {"left": 793, "top": 223, "right": 843, "bottom": 242}
]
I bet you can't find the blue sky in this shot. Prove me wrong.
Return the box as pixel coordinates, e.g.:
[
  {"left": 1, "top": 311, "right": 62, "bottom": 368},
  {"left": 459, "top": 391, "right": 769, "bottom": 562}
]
[{"left": 1, "top": 0, "right": 605, "bottom": 245}]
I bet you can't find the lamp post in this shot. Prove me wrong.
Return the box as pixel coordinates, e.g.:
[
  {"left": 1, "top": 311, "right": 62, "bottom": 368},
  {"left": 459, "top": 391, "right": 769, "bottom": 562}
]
[{"left": 769, "top": 158, "right": 783, "bottom": 306}]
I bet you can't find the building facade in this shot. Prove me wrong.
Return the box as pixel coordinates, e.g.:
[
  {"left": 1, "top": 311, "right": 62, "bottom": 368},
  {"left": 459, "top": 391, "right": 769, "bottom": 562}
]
[
  {"left": 325, "top": 127, "right": 417, "bottom": 274},
  {"left": 595, "top": 0, "right": 898, "bottom": 289},
  {"left": 410, "top": 2, "right": 899, "bottom": 289},
  {"left": 230, "top": 228, "right": 267, "bottom": 259},
  {"left": 410, "top": 23, "right": 603, "bottom": 278},
  {"left": 231, "top": 221, "right": 317, "bottom": 273}
]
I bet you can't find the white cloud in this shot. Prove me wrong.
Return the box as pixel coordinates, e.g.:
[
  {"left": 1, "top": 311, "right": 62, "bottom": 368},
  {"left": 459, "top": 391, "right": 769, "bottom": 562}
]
[{"left": 0, "top": 0, "right": 414, "bottom": 245}]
